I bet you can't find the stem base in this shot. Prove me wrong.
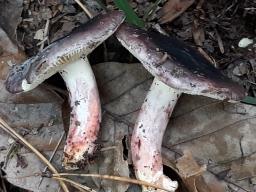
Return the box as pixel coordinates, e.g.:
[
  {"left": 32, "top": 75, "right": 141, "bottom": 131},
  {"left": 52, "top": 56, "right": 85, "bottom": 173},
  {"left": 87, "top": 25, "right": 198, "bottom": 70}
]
[
  {"left": 132, "top": 78, "right": 180, "bottom": 191},
  {"left": 61, "top": 58, "right": 101, "bottom": 169}
]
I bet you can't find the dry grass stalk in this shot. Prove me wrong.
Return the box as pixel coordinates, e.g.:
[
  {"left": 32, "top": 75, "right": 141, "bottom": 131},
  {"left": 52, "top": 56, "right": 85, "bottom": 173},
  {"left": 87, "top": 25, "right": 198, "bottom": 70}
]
[
  {"left": 0, "top": 118, "right": 69, "bottom": 192},
  {"left": 74, "top": 0, "right": 93, "bottom": 18},
  {"left": 53, "top": 176, "right": 96, "bottom": 192},
  {"left": 53, "top": 173, "right": 173, "bottom": 192}
]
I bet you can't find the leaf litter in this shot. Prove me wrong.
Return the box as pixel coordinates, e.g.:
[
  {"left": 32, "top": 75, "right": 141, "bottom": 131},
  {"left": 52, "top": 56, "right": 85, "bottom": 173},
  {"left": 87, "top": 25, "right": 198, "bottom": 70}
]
[{"left": 0, "top": 0, "right": 256, "bottom": 192}]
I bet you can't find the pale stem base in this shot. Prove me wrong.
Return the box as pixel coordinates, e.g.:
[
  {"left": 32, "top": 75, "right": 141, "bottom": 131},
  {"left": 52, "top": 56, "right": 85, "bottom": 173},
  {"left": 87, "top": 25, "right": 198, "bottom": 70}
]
[
  {"left": 132, "top": 78, "right": 181, "bottom": 191},
  {"left": 61, "top": 58, "right": 101, "bottom": 169}
]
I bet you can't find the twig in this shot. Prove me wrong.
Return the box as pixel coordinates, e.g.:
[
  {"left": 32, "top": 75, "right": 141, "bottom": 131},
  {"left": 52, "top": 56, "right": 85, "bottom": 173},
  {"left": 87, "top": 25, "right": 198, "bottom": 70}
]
[
  {"left": 40, "top": 19, "right": 50, "bottom": 50},
  {"left": 0, "top": 118, "right": 69, "bottom": 192},
  {"left": 143, "top": 0, "right": 162, "bottom": 21},
  {"left": 244, "top": 7, "right": 256, "bottom": 10},
  {"left": 237, "top": 174, "right": 256, "bottom": 181},
  {"left": 52, "top": 173, "right": 175, "bottom": 192},
  {"left": 3, "top": 142, "right": 18, "bottom": 170},
  {"left": 52, "top": 177, "right": 96, "bottom": 192},
  {"left": 214, "top": 28, "right": 224, "bottom": 54},
  {"left": 38, "top": 132, "right": 65, "bottom": 188},
  {"left": 74, "top": 0, "right": 93, "bottom": 18}
]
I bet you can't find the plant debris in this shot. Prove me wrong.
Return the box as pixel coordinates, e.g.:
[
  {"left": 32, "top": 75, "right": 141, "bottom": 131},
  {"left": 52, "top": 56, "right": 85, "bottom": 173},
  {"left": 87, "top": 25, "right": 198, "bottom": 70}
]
[{"left": 0, "top": 0, "right": 255, "bottom": 191}]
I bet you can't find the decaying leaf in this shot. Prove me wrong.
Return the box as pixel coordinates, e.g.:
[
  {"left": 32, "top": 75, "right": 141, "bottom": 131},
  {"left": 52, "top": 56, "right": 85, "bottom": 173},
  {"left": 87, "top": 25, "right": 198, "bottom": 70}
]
[
  {"left": 192, "top": 19, "right": 205, "bottom": 47},
  {"left": 1, "top": 61, "right": 255, "bottom": 191},
  {"left": 158, "top": 0, "right": 195, "bottom": 24},
  {"left": 177, "top": 150, "right": 206, "bottom": 179},
  {"left": 0, "top": 0, "right": 23, "bottom": 42},
  {"left": 202, "top": 172, "right": 226, "bottom": 192},
  {"left": 94, "top": 62, "right": 256, "bottom": 191},
  {"left": 0, "top": 27, "right": 26, "bottom": 80},
  {"left": 0, "top": 27, "right": 64, "bottom": 191},
  {"left": 176, "top": 150, "right": 208, "bottom": 192},
  {"left": 192, "top": 0, "right": 205, "bottom": 46},
  {"left": 0, "top": 83, "right": 65, "bottom": 191},
  {"left": 163, "top": 95, "right": 256, "bottom": 191}
]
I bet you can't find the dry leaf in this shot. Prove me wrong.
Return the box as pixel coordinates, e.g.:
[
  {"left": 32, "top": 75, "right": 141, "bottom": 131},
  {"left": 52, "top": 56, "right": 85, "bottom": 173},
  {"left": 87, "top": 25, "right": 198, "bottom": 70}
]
[
  {"left": 0, "top": 28, "right": 64, "bottom": 191},
  {"left": 163, "top": 95, "right": 256, "bottom": 191},
  {"left": 177, "top": 150, "right": 206, "bottom": 179},
  {"left": 202, "top": 172, "right": 226, "bottom": 192},
  {"left": 0, "top": 27, "right": 26, "bottom": 80},
  {"left": 158, "top": 0, "right": 195, "bottom": 24},
  {"left": 0, "top": 0, "right": 23, "bottom": 42},
  {"left": 192, "top": 19, "right": 205, "bottom": 46},
  {"left": 0, "top": 100, "right": 65, "bottom": 192},
  {"left": 1, "top": 61, "right": 255, "bottom": 191},
  {"left": 94, "top": 62, "right": 256, "bottom": 191},
  {"left": 176, "top": 150, "right": 207, "bottom": 192},
  {"left": 192, "top": 1, "right": 205, "bottom": 46}
]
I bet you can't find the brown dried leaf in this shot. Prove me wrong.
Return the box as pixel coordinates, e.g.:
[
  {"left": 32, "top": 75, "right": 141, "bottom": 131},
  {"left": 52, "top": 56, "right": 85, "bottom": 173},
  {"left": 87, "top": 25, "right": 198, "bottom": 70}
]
[
  {"left": 1, "top": 61, "right": 254, "bottom": 191},
  {"left": 230, "top": 153, "right": 256, "bottom": 181},
  {"left": 192, "top": 0, "right": 206, "bottom": 50},
  {"left": 177, "top": 150, "right": 206, "bottom": 179},
  {"left": 163, "top": 95, "right": 256, "bottom": 191},
  {"left": 0, "top": 27, "right": 26, "bottom": 80},
  {"left": 158, "top": 0, "right": 195, "bottom": 24},
  {"left": 176, "top": 150, "right": 207, "bottom": 192},
  {"left": 202, "top": 172, "right": 226, "bottom": 192},
  {"left": 0, "top": 0, "right": 23, "bottom": 42},
  {"left": 0, "top": 28, "right": 64, "bottom": 191},
  {"left": 0, "top": 103, "right": 65, "bottom": 191},
  {"left": 192, "top": 19, "right": 205, "bottom": 46},
  {"left": 215, "top": 29, "right": 224, "bottom": 54},
  {"left": 93, "top": 62, "right": 256, "bottom": 191},
  {"left": 5, "top": 151, "right": 63, "bottom": 192}
]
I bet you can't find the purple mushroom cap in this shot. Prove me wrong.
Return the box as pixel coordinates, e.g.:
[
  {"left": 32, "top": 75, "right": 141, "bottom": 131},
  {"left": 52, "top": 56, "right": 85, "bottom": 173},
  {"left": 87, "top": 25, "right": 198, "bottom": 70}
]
[{"left": 116, "top": 23, "right": 246, "bottom": 101}]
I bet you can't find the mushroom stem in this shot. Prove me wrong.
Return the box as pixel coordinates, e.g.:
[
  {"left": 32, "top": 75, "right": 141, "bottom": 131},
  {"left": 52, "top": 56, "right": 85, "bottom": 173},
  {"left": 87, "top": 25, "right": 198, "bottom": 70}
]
[
  {"left": 60, "top": 57, "right": 101, "bottom": 168},
  {"left": 132, "top": 78, "right": 180, "bottom": 192}
]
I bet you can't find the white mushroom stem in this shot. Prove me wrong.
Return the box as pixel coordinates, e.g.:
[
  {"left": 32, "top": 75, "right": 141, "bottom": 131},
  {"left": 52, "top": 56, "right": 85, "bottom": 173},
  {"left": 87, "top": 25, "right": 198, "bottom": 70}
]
[
  {"left": 132, "top": 78, "right": 180, "bottom": 192},
  {"left": 60, "top": 57, "right": 101, "bottom": 168}
]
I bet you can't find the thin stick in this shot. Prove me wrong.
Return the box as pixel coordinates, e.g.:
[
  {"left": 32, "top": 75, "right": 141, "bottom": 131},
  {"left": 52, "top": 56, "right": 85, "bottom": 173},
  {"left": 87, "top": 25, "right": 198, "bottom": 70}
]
[
  {"left": 53, "top": 173, "right": 174, "bottom": 192},
  {"left": 40, "top": 19, "right": 50, "bottom": 50},
  {"left": 74, "top": 0, "right": 93, "bottom": 18},
  {"left": 38, "top": 132, "right": 65, "bottom": 188},
  {"left": 0, "top": 118, "right": 69, "bottom": 192},
  {"left": 52, "top": 177, "right": 96, "bottom": 192}
]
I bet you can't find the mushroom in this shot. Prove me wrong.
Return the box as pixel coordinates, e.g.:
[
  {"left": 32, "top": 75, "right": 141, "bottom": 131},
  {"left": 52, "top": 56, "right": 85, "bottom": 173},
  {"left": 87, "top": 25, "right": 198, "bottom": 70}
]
[
  {"left": 116, "top": 24, "right": 246, "bottom": 191},
  {"left": 5, "top": 11, "right": 125, "bottom": 168}
]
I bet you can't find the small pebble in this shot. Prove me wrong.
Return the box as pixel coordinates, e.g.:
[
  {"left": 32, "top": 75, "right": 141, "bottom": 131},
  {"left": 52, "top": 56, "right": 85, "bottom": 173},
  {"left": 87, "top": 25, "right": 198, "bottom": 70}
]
[{"left": 238, "top": 38, "right": 253, "bottom": 48}]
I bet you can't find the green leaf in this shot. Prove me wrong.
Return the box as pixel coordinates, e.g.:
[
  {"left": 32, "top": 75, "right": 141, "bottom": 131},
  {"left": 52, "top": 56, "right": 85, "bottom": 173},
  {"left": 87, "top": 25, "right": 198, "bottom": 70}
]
[
  {"left": 113, "top": 0, "right": 144, "bottom": 28},
  {"left": 241, "top": 96, "right": 256, "bottom": 106}
]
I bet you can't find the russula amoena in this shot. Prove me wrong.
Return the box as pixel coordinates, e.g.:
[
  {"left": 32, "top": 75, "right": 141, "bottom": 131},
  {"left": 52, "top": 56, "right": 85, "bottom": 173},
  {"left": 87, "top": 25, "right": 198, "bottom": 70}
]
[
  {"left": 5, "top": 11, "right": 125, "bottom": 169},
  {"left": 116, "top": 23, "right": 246, "bottom": 191}
]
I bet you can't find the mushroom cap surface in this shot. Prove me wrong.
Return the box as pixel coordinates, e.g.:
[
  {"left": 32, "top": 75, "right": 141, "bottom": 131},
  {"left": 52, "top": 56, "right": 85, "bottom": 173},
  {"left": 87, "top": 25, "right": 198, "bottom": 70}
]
[
  {"left": 6, "top": 11, "right": 125, "bottom": 93},
  {"left": 116, "top": 24, "right": 246, "bottom": 101}
]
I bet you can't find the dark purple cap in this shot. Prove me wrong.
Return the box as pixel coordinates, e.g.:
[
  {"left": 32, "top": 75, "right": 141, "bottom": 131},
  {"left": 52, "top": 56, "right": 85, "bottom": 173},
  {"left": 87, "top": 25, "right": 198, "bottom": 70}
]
[
  {"left": 116, "top": 24, "right": 246, "bottom": 101},
  {"left": 6, "top": 11, "right": 125, "bottom": 93}
]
